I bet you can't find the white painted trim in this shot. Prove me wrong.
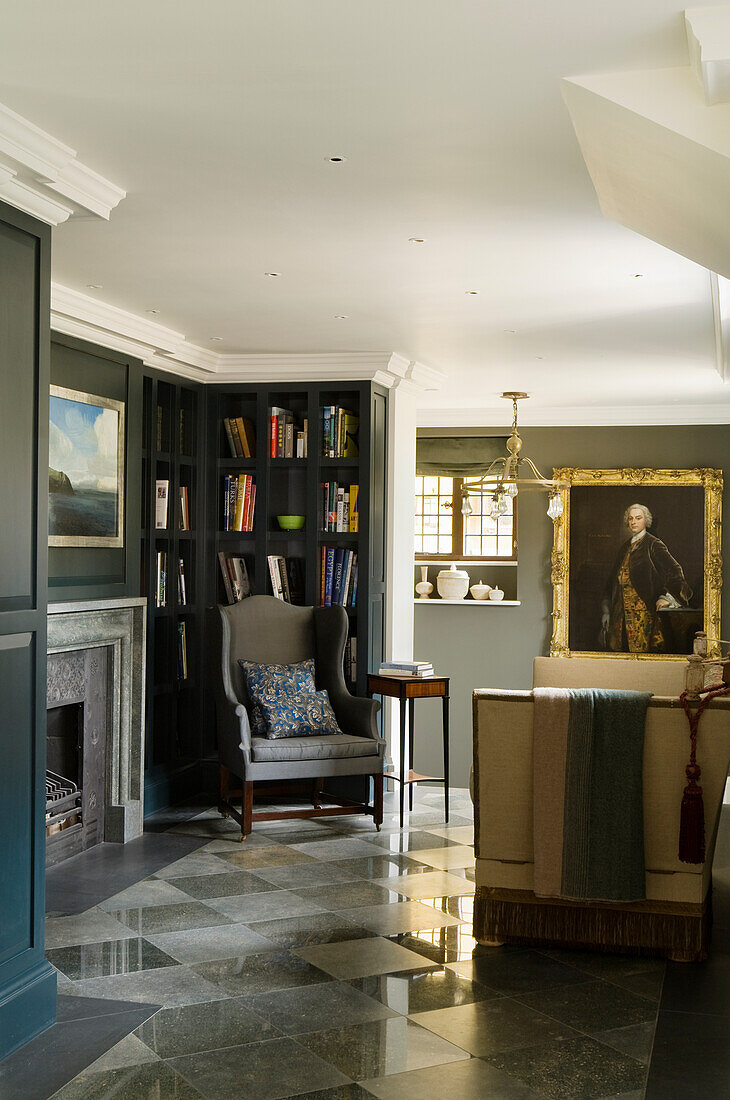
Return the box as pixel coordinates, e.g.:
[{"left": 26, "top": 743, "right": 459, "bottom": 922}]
[
  {"left": 414, "top": 598, "right": 521, "bottom": 606},
  {"left": 710, "top": 271, "right": 730, "bottom": 383},
  {"left": 416, "top": 403, "right": 730, "bottom": 427}
]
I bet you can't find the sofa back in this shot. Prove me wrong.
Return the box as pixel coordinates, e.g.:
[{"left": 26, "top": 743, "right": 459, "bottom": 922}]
[{"left": 533, "top": 656, "right": 686, "bottom": 696}]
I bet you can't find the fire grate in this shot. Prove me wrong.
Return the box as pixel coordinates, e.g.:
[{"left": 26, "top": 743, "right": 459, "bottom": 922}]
[{"left": 46, "top": 770, "right": 82, "bottom": 835}]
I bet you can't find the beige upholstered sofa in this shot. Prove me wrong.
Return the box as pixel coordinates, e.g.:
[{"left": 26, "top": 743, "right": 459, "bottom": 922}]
[{"left": 472, "top": 657, "right": 730, "bottom": 960}]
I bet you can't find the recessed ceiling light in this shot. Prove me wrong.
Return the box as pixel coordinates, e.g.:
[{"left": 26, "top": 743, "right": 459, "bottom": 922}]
[
  {"left": 86, "top": 283, "right": 103, "bottom": 290},
  {"left": 465, "top": 290, "right": 480, "bottom": 295},
  {"left": 535, "top": 355, "right": 545, "bottom": 360},
  {"left": 325, "top": 155, "right": 348, "bottom": 163},
  {"left": 210, "top": 336, "right": 223, "bottom": 342},
  {"left": 633, "top": 273, "right": 644, "bottom": 278},
  {"left": 334, "top": 315, "right": 349, "bottom": 320},
  {"left": 145, "top": 309, "right": 160, "bottom": 315},
  {"left": 504, "top": 329, "right": 517, "bottom": 334},
  {"left": 264, "top": 271, "right": 281, "bottom": 277},
  {"left": 408, "top": 237, "right": 426, "bottom": 244}
]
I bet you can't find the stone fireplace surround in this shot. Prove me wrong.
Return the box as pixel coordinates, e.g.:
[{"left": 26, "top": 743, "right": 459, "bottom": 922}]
[{"left": 47, "top": 598, "right": 147, "bottom": 844}]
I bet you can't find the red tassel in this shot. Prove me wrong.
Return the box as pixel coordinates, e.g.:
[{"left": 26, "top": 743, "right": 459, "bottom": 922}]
[{"left": 679, "top": 782, "right": 705, "bottom": 865}]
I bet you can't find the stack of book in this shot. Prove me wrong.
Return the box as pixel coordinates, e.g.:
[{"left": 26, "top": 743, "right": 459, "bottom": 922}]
[
  {"left": 319, "top": 547, "right": 358, "bottom": 608},
  {"left": 378, "top": 660, "right": 434, "bottom": 678},
  {"left": 223, "top": 416, "right": 256, "bottom": 459},
  {"left": 270, "top": 407, "right": 307, "bottom": 458},
  {"left": 320, "top": 406, "right": 359, "bottom": 459},
  {"left": 319, "top": 482, "right": 358, "bottom": 533},
  {"left": 218, "top": 552, "right": 251, "bottom": 603},
  {"left": 222, "top": 473, "right": 256, "bottom": 531},
  {"left": 267, "top": 555, "right": 304, "bottom": 604}
]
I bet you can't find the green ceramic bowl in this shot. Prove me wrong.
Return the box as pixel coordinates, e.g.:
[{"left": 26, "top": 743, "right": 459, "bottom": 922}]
[{"left": 277, "top": 514, "right": 305, "bottom": 530}]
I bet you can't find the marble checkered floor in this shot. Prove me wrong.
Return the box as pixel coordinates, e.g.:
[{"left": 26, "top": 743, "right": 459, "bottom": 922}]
[{"left": 34, "top": 787, "right": 665, "bottom": 1099}]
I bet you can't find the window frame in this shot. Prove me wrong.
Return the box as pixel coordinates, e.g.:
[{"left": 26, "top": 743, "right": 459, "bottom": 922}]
[{"left": 414, "top": 474, "right": 518, "bottom": 562}]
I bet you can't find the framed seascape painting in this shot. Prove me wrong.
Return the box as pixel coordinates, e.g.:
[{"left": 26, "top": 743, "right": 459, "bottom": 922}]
[
  {"left": 550, "top": 468, "right": 722, "bottom": 658},
  {"left": 49, "top": 385, "right": 125, "bottom": 548}
]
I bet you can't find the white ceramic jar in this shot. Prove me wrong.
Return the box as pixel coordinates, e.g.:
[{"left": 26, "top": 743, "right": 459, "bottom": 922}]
[
  {"left": 469, "top": 581, "right": 492, "bottom": 600},
  {"left": 437, "top": 562, "right": 470, "bottom": 600},
  {"left": 488, "top": 586, "right": 505, "bottom": 601}
]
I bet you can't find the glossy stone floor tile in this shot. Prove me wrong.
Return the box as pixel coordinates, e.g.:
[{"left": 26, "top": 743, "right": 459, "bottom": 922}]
[
  {"left": 485, "top": 1035, "right": 647, "bottom": 1100},
  {"left": 144, "top": 921, "right": 276, "bottom": 962},
  {"left": 341, "top": 900, "right": 463, "bottom": 937},
  {"left": 447, "top": 948, "right": 589, "bottom": 995},
  {"left": 295, "top": 1017, "right": 469, "bottom": 1080},
  {"left": 541, "top": 948, "right": 665, "bottom": 1003},
  {"left": 414, "top": 997, "right": 579, "bottom": 1056},
  {"left": 137, "top": 995, "right": 279, "bottom": 1058},
  {"left": 421, "top": 825, "right": 475, "bottom": 845},
  {"left": 327, "top": 854, "right": 430, "bottom": 880},
  {"left": 405, "top": 846, "right": 475, "bottom": 871},
  {"left": 55, "top": 992, "right": 154, "bottom": 1022},
  {"left": 659, "top": 949, "right": 730, "bottom": 1016},
  {"left": 50, "top": 1058, "right": 204, "bottom": 1099},
  {"left": 109, "top": 900, "right": 235, "bottom": 935},
  {"left": 350, "top": 967, "right": 496, "bottom": 1014},
  {"left": 167, "top": 868, "right": 279, "bottom": 899},
  {"left": 295, "top": 936, "right": 435, "bottom": 979},
  {"left": 250, "top": 979, "right": 398, "bottom": 1034},
  {"left": 516, "top": 980, "right": 657, "bottom": 1033},
  {"left": 215, "top": 845, "right": 318, "bottom": 869},
  {"left": 594, "top": 1020, "right": 656, "bottom": 1064},
  {"left": 66, "top": 963, "right": 228, "bottom": 1007},
  {"left": 645, "top": 1009, "right": 730, "bottom": 1098},
  {"left": 205, "top": 888, "right": 325, "bottom": 923},
  {"left": 98, "top": 877, "right": 193, "bottom": 912},
  {"left": 377, "top": 870, "right": 475, "bottom": 900},
  {"left": 169, "top": 1035, "right": 350, "bottom": 1100},
  {"left": 360, "top": 1055, "right": 546, "bottom": 1099},
  {"left": 251, "top": 859, "right": 364, "bottom": 889},
  {"left": 47, "top": 937, "right": 178, "bottom": 980},
  {"left": 372, "top": 831, "right": 459, "bottom": 854},
  {"left": 290, "top": 1086, "right": 377, "bottom": 1100},
  {"left": 153, "top": 851, "right": 233, "bottom": 879},
  {"left": 291, "top": 837, "right": 389, "bottom": 861},
  {"left": 192, "top": 949, "right": 332, "bottom": 995},
  {"left": 418, "top": 893, "right": 474, "bottom": 922},
  {"left": 45, "top": 908, "right": 138, "bottom": 950},
  {"left": 85, "top": 1032, "right": 159, "bottom": 1072},
  {"left": 248, "top": 912, "right": 376, "bottom": 949},
  {"left": 294, "top": 880, "right": 407, "bottom": 910},
  {"left": 388, "top": 926, "right": 478, "bottom": 966}
]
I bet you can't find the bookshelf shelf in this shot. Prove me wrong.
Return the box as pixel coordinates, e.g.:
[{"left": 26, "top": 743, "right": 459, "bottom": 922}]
[{"left": 218, "top": 458, "right": 256, "bottom": 470}]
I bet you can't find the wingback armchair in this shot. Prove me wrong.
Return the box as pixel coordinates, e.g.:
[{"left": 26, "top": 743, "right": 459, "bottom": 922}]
[{"left": 212, "top": 595, "right": 385, "bottom": 838}]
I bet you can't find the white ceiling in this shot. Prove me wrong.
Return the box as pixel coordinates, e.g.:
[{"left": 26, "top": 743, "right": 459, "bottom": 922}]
[{"left": 0, "top": 1, "right": 727, "bottom": 420}]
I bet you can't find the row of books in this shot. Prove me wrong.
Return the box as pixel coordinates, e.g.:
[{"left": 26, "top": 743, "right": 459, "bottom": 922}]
[
  {"left": 320, "top": 482, "right": 359, "bottom": 533},
  {"left": 319, "top": 547, "right": 358, "bottom": 608},
  {"left": 270, "top": 408, "right": 308, "bottom": 459},
  {"left": 222, "top": 474, "right": 256, "bottom": 531},
  {"left": 223, "top": 416, "right": 256, "bottom": 459},
  {"left": 177, "top": 622, "right": 188, "bottom": 680},
  {"left": 218, "top": 552, "right": 252, "bottom": 604},
  {"left": 154, "top": 480, "right": 193, "bottom": 531},
  {"left": 268, "top": 555, "right": 305, "bottom": 604},
  {"left": 321, "top": 406, "right": 358, "bottom": 459},
  {"left": 156, "top": 406, "right": 192, "bottom": 455},
  {"left": 378, "top": 660, "right": 434, "bottom": 678},
  {"left": 155, "top": 552, "right": 189, "bottom": 607},
  {"left": 344, "top": 636, "right": 358, "bottom": 686}
]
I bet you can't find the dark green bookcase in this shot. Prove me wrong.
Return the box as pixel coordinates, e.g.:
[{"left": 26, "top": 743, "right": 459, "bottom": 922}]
[
  {"left": 141, "top": 369, "right": 206, "bottom": 812},
  {"left": 204, "top": 380, "right": 387, "bottom": 755}
]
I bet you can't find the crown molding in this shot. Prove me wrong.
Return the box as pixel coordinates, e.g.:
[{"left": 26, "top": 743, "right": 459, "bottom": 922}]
[
  {"left": 710, "top": 271, "right": 730, "bottom": 383},
  {"left": 50, "top": 283, "right": 447, "bottom": 390},
  {"left": 417, "top": 404, "right": 730, "bottom": 427},
  {"left": 0, "top": 101, "right": 125, "bottom": 224}
]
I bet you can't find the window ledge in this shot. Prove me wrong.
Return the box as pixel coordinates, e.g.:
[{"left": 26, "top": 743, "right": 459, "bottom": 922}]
[{"left": 414, "top": 597, "right": 521, "bottom": 606}]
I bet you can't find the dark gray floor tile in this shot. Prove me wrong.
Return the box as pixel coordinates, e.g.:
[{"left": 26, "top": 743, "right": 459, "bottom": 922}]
[
  {"left": 659, "top": 949, "right": 730, "bottom": 1016},
  {"left": 192, "top": 949, "right": 332, "bottom": 995},
  {"left": 56, "top": 992, "right": 153, "bottom": 1022},
  {"left": 541, "top": 948, "right": 665, "bottom": 1002},
  {"left": 250, "top": 980, "right": 398, "bottom": 1034},
  {"left": 360, "top": 1056, "right": 547, "bottom": 1098},
  {"left": 248, "top": 912, "right": 377, "bottom": 949},
  {"left": 136, "top": 996, "right": 279, "bottom": 1058},
  {"left": 251, "top": 861, "right": 364, "bottom": 889},
  {"left": 350, "top": 967, "right": 496, "bottom": 1013},
  {"left": 51, "top": 1059, "right": 203, "bottom": 1099},
  {"left": 293, "top": 881, "right": 406, "bottom": 910},
  {"left": 645, "top": 1009, "right": 730, "bottom": 1098},
  {"left": 413, "top": 997, "right": 578, "bottom": 1056},
  {"left": 327, "top": 855, "right": 431, "bottom": 880},
  {"left": 447, "top": 948, "right": 589, "bottom": 995},
  {"left": 109, "top": 901, "right": 235, "bottom": 935},
  {"left": 216, "top": 845, "right": 318, "bottom": 869},
  {"left": 291, "top": 838, "right": 388, "bottom": 861},
  {"left": 595, "top": 1021, "right": 656, "bottom": 1064},
  {"left": 169, "top": 1036, "right": 350, "bottom": 1100},
  {"left": 485, "top": 1035, "right": 647, "bottom": 1100},
  {"left": 167, "top": 869, "right": 279, "bottom": 899},
  {"left": 47, "top": 937, "right": 177, "bottom": 980},
  {"left": 289, "top": 1087, "right": 376, "bottom": 1100},
  {"left": 295, "top": 1017, "right": 469, "bottom": 1080},
  {"left": 516, "top": 980, "right": 657, "bottom": 1034}
]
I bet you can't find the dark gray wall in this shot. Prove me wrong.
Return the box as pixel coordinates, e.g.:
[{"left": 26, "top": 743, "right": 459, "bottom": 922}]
[
  {"left": 48, "top": 333, "right": 142, "bottom": 602},
  {"left": 414, "top": 424, "right": 730, "bottom": 788}
]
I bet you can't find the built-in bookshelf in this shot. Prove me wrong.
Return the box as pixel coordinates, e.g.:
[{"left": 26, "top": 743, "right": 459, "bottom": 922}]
[
  {"left": 141, "top": 370, "right": 205, "bottom": 811},
  {"left": 205, "top": 381, "right": 387, "bottom": 719}
]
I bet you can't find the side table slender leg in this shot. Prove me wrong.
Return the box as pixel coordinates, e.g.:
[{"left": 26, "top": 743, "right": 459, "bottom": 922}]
[
  {"left": 442, "top": 693, "right": 450, "bottom": 823},
  {"left": 399, "top": 694, "right": 406, "bottom": 829},
  {"left": 408, "top": 697, "right": 415, "bottom": 812}
]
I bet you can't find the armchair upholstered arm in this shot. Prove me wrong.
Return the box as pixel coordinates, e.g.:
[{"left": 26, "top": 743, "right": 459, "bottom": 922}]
[
  {"left": 211, "top": 607, "right": 253, "bottom": 769},
  {"left": 313, "top": 606, "right": 381, "bottom": 740}
]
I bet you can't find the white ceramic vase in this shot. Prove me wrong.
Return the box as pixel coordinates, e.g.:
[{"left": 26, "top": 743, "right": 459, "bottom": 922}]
[
  {"left": 437, "top": 562, "right": 469, "bottom": 600},
  {"left": 415, "top": 565, "right": 433, "bottom": 600}
]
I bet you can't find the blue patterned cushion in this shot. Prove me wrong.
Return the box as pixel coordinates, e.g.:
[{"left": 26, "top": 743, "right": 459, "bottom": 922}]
[
  {"left": 238, "top": 659, "right": 316, "bottom": 735},
  {"left": 256, "top": 690, "right": 343, "bottom": 739}
]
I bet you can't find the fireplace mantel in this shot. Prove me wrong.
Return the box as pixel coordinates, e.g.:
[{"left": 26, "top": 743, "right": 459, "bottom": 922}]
[{"left": 47, "top": 597, "right": 147, "bottom": 843}]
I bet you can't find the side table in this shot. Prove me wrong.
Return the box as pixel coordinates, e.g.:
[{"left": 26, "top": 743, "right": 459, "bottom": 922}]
[{"left": 367, "top": 673, "right": 450, "bottom": 828}]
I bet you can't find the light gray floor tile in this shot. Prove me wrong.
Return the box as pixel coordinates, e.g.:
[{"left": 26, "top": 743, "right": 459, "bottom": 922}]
[
  {"left": 250, "top": 980, "right": 398, "bottom": 1034},
  {"left": 167, "top": 869, "right": 278, "bottom": 899},
  {"left": 295, "top": 1016, "right": 469, "bottom": 1080},
  {"left": 154, "top": 852, "right": 235, "bottom": 879},
  {"left": 84, "top": 1033, "right": 159, "bottom": 1073},
  {"left": 144, "top": 922, "right": 276, "bottom": 963},
  {"left": 339, "top": 901, "right": 464, "bottom": 937},
  {"left": 421, "top": 826, "right": 475, "bottom": 845},
  {"left": 407, "top": 846, "right": 475, "bottom": 871},
  {"left": 290, "top": 838, "right": 389, "bottom": 861},
  {"left": 45, "top": 909, "right": 138, "bottom": 950},
  {"left": 64, "top": 964, "right": 228, "bottom": 1007},
  {"left": 293, "top": 881, "right": 406, "bottom": 910},
  {"left": 98, "top": 879, "right": 193, "bottom": 912},
  {"left": 376, "top": 870, "right": 475, "bottom": 900},
  {"left": 205, "top": 889, "right": 326, "bottom": 923},
  {"left": 250, "top": 860, "right": 364, "bottom": 889},
  {"left": 360, "top": 1055, "right": 545, "bottom": 1098},
  {"left": 295, "top": 936, "right": 436, "bottom": 980},
  {"left": 109, "top": 901, "right": 235, "bottom": 935}
]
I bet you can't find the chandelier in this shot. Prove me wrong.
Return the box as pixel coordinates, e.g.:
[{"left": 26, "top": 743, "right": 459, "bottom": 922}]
[{"left": 460, "top": 392, "right": 564, "bottom": 521}]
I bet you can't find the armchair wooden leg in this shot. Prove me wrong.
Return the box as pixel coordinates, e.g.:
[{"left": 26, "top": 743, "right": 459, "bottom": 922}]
[
  {"left": 218, "top": 765, "right": 230, "bottom": 818},
  {"left": 312, "top": 778, "right": 324, "bottom": 810},
  {"left": 373, "top": 773, "right": 384, "bottom": 830},
  {"left": 237, "top": 781, "right": 253, "bottom": 841}
]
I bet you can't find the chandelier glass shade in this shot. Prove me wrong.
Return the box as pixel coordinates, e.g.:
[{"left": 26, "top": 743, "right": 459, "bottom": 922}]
[{"left": 460, "top": 393, "right": 565, "bottom": 520}]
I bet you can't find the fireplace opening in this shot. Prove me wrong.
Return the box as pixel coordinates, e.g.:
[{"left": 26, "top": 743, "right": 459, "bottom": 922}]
[{"left": 46, "top": 703, "right": 83, "bottom": 843}]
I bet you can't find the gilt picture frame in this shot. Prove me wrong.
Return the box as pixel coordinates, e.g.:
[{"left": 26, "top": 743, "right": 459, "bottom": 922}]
[
  {"left": 49, "top": 384, "right": 125, "bottom": 548},
  {"left": 550, "top": 467, "right": 722, "bottom": 659}
]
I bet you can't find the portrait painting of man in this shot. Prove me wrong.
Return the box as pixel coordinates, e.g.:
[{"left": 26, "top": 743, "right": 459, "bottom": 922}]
[{"left": 550, "top": 470, "right": 722, "bottom": 659}]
